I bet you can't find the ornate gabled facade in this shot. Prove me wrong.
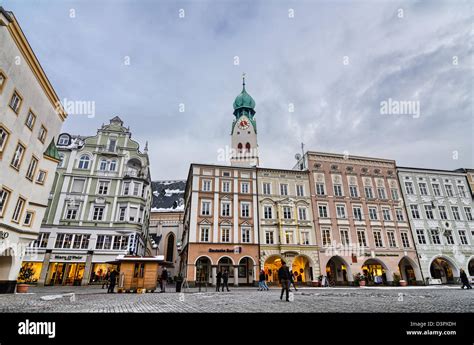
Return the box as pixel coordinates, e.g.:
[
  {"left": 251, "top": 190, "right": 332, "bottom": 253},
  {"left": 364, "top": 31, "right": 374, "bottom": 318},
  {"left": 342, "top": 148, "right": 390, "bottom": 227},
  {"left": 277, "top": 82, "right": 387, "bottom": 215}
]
[
  {"left": 0, "top": 7, "right": 67, "bottom": 293},
  {"left": 20, "top": 117, "right": 152, "bottom": 286},
  {"left": 398, "top": 167, "right": 474, "bottom": 283}
]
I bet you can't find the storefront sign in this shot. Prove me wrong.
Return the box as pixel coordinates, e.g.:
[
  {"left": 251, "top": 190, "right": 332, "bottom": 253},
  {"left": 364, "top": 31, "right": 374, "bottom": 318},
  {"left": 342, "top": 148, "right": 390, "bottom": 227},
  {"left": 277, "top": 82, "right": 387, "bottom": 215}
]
[
  {"left": 209, "top": 248, "right": 242, "bottom": 253},
  {"left": 374, "top": 253, "right": 399, "bottom": 257},
  {"left": 53, "top": 255, "right": 85, "bottom": 261}
]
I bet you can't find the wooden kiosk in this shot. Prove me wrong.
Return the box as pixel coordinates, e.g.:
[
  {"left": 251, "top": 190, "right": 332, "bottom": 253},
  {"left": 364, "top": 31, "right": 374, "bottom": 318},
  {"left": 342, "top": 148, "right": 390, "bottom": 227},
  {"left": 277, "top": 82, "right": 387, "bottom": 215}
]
[{"left": 112, "top": 255, "right": 164, "bottom": 293}]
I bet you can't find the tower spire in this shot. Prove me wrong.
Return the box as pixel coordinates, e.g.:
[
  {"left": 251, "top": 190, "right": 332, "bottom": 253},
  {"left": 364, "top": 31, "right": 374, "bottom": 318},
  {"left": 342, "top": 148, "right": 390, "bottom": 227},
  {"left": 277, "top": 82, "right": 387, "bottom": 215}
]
[{"left": 242, "top": 72, "right": 246, "bottom": 91}]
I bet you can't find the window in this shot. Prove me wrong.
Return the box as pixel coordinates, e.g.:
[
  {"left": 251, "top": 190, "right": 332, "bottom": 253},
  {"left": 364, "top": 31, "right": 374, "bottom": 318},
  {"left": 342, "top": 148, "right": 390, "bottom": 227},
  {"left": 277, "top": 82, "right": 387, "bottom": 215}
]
[
  {"left": 241, "top": 182, "right": 250, "bottom": 194},
  {"left": 9, "top": 90, "right": 22, "bottom": 113},
  {"left": 382, "top": 209, "right": 391, "bottom": 221},
  {"left": 128, "top": 207, "right": 138, "bottom": 222},
  {"left": 265, "top": 231, "right": 274, "bottom": 244},
  {"left": 459, "top": 230, "right": 468, "bottom": 245},
  {"left": 373, "top": 231, "right": 383, "bottom": 247},
  {"left": 222, "top": 181, "right": 231, "bottom": 193},
  {"left": 65, "top": 207, "right": 78, "bottom": 220},
  {"left": 133, "top": 182, "right": 141, "bottom": 196},
  {"left": 241, "top": 203, "right": 250, "bottom": 217},
  {"left": 58, "top": 135, "right": 69, "bottom": 146},
  {"left": 263, "top": 205, "right": 273, "bottom": 219},
  {"left": 340, "top": 229, "right": 350, "bottom": 245},
  {"left": 424, "top": 205, "right": 434, "bottom": 220},
  {"left": 438, "top": 206, "right": 448, "bottom": 220},
  {"left": 98, "top": 181, "right": 110, "bottom": 195},
  {"left": 301, "top": 232, "right": 310, "bottom": 245},
  {"left": 71, "top": 178, "right": 85, "bottom": 193},
  {"left": 336, "top": 205, "right": 346, "bottom": 219},
  {"left": 78, "top": 155, "right": 90, "bottom": 169},
  {"left": 395, "top": 209, "right": 404, "bottom": 221},
  {"left": 296, "top": 185, "right": 304, "bottom": 197},
  {"left": 318, "top": 204, "right": 328, "bottom": 218},
  {"left": 401, "top": 233, "right": 410, "bottom": 248},
  {"left": 0, "top": 126, "right": 10, "bottom": 153},
  {"left": 418, "top": 183, "right": 428, "bottom": 195},
  {"left": 349, "top": 185, "right": 358, "bottom": 197},
  {"left": 108, "top": 139, "right": 116, "bottom": 152},
  {"left": 25, "top": 156, "right": 38, "bottom": 180},
  {"left": 322, "top": 228, "right": 331, "bottom": 246},
  {"left": 298, "top": 207, "right": 307, "bottom": 221},
  {"left": 464, "top": 207, "right": 473, "bottom": 221},
  {"left": 416, "top": 229, "right": 426, "bottom": 244},
  {"left": 451, "top": 206, "right": 461, "bottom": 221},
  {"left": 96, "top": 235, "right": 105, "bottom": 249},
  {"left": 32, "top": 232, "right": 50, "bottom": 248},
  {"left": 285, "top": 231, "right": 294, "bottom": 244},
  {"left": 405, "top": 182, "right": 414, "bottom": 195},
  {"left": 103, "top": 235, "right": 113, "bottom": 250},
  {"left": 364, "top": 186, "right": 374, "bottom": 199},
  {"left": 73, "top": 234, "right": 83, "bottom": 249},
  {"left": 38, "top": 125, "right": 47, "bottom": 143},
  {"left": 23, "top": 211, "right": 34, "bottom": 226},
  {"left": 57, "top": 153, "right": 65, "bottom": 168},
  {"left": 430, "top": 229, "right": 441, "bottom": 245},
  {"left": 109, "top": 160, "right": 117, "bottom": 171},
  {"left": 221, "top": 228, "right": 230, "bottom": 242},
  {"left": 0, "top": 70, "right": 6, "bottom": 92},
  {"left": 445, "top": 185, "right": 454, "bottom": 197},
  {"left": 25, "top": 111, "right": 36, "bottom": 130},
  {"left": 223, "top": 171, "right": 231, "bottom": 177},
  {"left": 353, "top": 207, "right": 362, "bottom": 221},
  {"left": 10, "top": 142, "right": 25, "bottom": 170},
  {"left": 432, "top": 183, "right": 441, "bottom": 196},
  {"left": 92, "top": 206, "right": 105, "bottom": 221},
  {"left": 458, "top": 185, "right": 466, "bottom": 198},
  {"left": 202, "top": 180, "right": 211, "bottom": 192},
  {"left": 118, "top": 207, "right": 126, "bottom": 221},
  {"left": 391, "top": 188, "right": 399, "bottom": 201},
  {"left": 36, "top": 170, "right": 47, "bottom": 185},
  {"left": 357, "top": 230, "right": 367, "bottom": 247},
  {"left": 123, "top": 182, "right": 130, "bottom": 195},
  {"left": 200, "top": 226, "right": 209, "bottom": 242},
  {"left": 0, "top": 188, "right": 11, "bottom": 217},
  {"left": 262, "top": 183, "right": 271, "bottom": 195},
  {"left": 242, "top": 228, "right": 251, "bottom": 243},
  {"left": 282, "top": 206, "right": 292, "bottom": 219},
  {"left": 410, "top": 205, "right": 420, "bottom": 219},
  {"left": 99, "top": 159, "right": 108, "bottom": 171},
  {"left": 55, "top": 234, "right": 65, "bottom": 248},
  {"left": 387, "top": 231, "right": 397, "bottom": 247},
  {"left": 316, "top": 183, "right": 325, "bottom": 195},
  {"left": 445, "top": 231, "right": 455, "bottom": 245},
  {"left": 280, "top": 184, "right": 288, "bottom": 196},
  {"left": 221, "top": 201, "right": 231, "bottom": 217},
  {"left": 11, "top": 197, "right": 26, "bottom": 223},
  {"left": 377, "top": 187, "right": 387, "bottom": 199},
  {"left": 334, "top": 184, "right": 343, "bottom": 197},
  {"left": 368, "top": 207, "right": 378, "bottom": 220}
]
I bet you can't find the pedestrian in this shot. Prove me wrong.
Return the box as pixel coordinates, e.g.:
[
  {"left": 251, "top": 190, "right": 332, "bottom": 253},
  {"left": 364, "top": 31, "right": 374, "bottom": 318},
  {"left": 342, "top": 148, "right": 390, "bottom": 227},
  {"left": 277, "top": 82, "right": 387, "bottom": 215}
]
[
  {"left": 102, "top": 269, "right": 110, "bottom": 289},
  {"left": 216, "top": 270, "right": 222, "bottom": 292},
  {"left": 278, "top": 261, "right": 291, "bottom": 302},
  {"left": 160, "top": 267, "right": 168, "bottom": 292},
  {"left": 289, "top": 271, "right": 298, "bottom": 292},
  {"left": 108, "top": 268, "right": 118, "bottom": 293},
  {"left": 258, "top": 270, "right": 266, "bottom": 291},
  {"left": 460, "top": 268, "right": 472, "bottom": 289},
  {"left": 222, "top": 270, "right": 230, "bottom": 292}
]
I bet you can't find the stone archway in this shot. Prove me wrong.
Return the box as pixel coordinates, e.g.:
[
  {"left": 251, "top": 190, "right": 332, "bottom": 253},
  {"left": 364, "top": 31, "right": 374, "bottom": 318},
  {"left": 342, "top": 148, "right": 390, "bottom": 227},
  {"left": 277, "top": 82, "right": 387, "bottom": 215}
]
[
  {"left": 291, "top": 255, "right": 313, "bottom": 283},
  {"left": 264, "top": 255, "right": 283, "bottom": 284},
  {"left": 326, "top": 256, "right": 352, "bottom": 285},
  {"left": 362, "top": 258, "right": 391, "bottom": 285},
  {"left": 398, "top": 256, "right": 422, "bottom": 285},
  {"left": 430, "top": 256, "right": 458, "bottom": 284},
  {"left": 195, "top": 256, "right": 211, "bottom": 284},
  {"left": 469, "top": 257, "right": 474, "bottom": 276}
]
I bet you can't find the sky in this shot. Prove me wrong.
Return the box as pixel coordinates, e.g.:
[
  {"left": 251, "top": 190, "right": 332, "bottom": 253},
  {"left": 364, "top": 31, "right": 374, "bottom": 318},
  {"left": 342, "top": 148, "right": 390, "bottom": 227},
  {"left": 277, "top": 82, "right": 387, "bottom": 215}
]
[{"left": 4, "top": 0, "right": 473, "bottom": 180}]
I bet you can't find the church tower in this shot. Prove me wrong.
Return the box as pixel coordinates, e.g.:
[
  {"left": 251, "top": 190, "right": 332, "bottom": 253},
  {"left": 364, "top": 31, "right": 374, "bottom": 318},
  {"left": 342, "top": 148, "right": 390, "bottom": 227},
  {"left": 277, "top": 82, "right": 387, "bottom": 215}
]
[{"left": 230, "top": 75, "right": 259, "bottom": 167}]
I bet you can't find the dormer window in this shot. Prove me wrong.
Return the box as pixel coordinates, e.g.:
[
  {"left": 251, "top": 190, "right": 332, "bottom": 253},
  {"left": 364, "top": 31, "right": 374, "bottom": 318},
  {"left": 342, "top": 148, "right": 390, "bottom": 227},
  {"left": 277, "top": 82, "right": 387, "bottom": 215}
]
[{"left": 58, "top": 134, "right": 69, "bottom": 146}]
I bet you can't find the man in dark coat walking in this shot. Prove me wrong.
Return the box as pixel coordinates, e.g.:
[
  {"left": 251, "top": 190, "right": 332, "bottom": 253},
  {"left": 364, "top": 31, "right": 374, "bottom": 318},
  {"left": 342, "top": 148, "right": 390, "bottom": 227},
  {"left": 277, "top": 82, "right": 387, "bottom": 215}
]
[
  {"left": 278, "top": 261, "right": 291, "bottom": 301},
  {"left": 460, "top": 269, "right": 472, "bottom": 289},
  {"left": 216, "top": 270, "right": 222, "bottom": 292},
  {"left": 108, "top": 268, "right": 118, "bottom": 293},
  {"left": 222, "top": 270, "right": 230, "bottom": 292}
]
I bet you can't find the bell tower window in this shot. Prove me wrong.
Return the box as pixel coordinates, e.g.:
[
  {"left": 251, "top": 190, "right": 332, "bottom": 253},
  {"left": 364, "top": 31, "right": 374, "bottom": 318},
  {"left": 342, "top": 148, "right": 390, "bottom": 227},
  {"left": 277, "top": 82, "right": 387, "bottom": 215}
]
[
  {"left": 246, "top": 143, "right": 251, "bottom": 152},
  {"left": 238, "top": 143, "right": 243, "bottom": 153}
]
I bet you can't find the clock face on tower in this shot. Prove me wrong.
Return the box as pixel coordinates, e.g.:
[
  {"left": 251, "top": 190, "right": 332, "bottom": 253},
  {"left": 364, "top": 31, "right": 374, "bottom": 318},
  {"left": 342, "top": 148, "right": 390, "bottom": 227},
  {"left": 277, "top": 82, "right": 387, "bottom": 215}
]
[{"left": 237, "top": 117, "right": 250, "bottom": 130}]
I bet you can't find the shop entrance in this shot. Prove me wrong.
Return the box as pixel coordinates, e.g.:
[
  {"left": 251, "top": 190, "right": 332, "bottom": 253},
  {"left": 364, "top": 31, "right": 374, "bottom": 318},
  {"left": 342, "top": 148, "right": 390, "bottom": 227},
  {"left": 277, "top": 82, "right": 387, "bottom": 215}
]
[
  {"left": 362, "top": 259, "right": 387, "bottom": 285},
  {"left": 430, "top": 258, "right": 455, "bottom": 284},
  {"left": 292, "top": 255, "right": 312, "bottom": 283},
  {"left": 195, "top": 257, "right": 211, "bottom": 284},
  {"left": 238, "top": 257, "right": 254, "bottom": 285},
  {"left": 398, "top": 257, "right": 417, "bottom": 285},
  {"left": 326, "top": 256, "right": 349, "bottom": 284},
  {"left": 47, "top": 263, "right": 85, "bottom": 286},
  {"left": 263, "top": 256, "right": 283, "bottom": 284}
]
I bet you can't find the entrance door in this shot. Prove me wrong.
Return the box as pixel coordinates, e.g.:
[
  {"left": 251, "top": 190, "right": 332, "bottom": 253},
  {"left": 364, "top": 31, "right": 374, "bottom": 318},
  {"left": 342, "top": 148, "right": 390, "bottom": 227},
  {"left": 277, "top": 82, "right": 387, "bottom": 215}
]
[{"left": 48, "top": 263, "right": 65, "bottom": 285}]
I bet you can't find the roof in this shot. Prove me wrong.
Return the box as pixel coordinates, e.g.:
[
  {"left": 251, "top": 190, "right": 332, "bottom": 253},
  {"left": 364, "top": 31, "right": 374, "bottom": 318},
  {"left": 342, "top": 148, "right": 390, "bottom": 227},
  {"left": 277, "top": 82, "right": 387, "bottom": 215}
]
[
  {"left": 151, "top": 180, "right": 186, "bottom": 212},
  {"left": 43, "top": 138, "right": 61, "bottom": 162}
]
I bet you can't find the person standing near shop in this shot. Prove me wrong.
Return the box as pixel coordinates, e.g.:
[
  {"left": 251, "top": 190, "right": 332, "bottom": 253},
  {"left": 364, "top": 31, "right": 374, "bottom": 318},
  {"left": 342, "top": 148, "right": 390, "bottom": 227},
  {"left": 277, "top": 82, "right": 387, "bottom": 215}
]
[
  {"left": 216, "top": 270, "right": 223, "bottom": 292},
  {"left": 289, "top": 271, "right": 298, "bottom": 292},
  {"left": 160, "top": 267, "right": 169, "bottom": 293},
  {"left": 222, "top": 270, "right": 230, "bottom": 292},
  {"left": 460, "top": 269, "right": 472, "bottom": 289},
  {"left": 258, "top": 269, "right": 269, "bottom": 291},
  {"left": 278, "top": 261, "right": 291, "bottom": 301},
  {"left": 108, "top": 268, "right": 118, "bottom": 293},
  {"left": 102, "top": 269, "right": 110, "bottom": 289}
]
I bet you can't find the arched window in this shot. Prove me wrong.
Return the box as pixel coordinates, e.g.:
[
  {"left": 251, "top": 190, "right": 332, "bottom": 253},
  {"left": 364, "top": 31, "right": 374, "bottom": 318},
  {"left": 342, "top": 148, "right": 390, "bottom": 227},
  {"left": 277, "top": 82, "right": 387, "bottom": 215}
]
[
  {"left": 58, "top": 134, "right": 69, "bottom": 146},
  {"left": 99, "top": 159, "right": 108, "bottom": 171},
  {"left": 78, "top": 155, "right": 90, "bottom": 169},
  {"left": 237, "top": 143, "right": 243, "bottom": 153},
  {"left": 166, "top": 233, "right": 175, "bottom": 263},
  {"left": 245, "top": 142, "right": 251, "bottom": 153},
  {"left": 109, "top": 160, "right": 117, "bottom": 171}
]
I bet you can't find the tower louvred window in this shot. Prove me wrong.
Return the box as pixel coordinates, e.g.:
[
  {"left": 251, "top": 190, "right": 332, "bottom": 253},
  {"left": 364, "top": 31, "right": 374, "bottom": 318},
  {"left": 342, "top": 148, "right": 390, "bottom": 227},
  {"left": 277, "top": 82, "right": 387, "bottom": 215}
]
[
  {"left": 246, "top": 143, "right": 251, "bottom": 152},
  {"left": 238, "top": 143, "right": 243, "bottom": 153}
]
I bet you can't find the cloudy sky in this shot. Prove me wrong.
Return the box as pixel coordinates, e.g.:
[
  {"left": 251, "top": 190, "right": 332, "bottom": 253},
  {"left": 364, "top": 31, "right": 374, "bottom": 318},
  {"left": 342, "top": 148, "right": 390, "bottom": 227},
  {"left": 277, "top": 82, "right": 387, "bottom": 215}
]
[{"left": 4, "top": 0, "right": 472, "bottom": 179}]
